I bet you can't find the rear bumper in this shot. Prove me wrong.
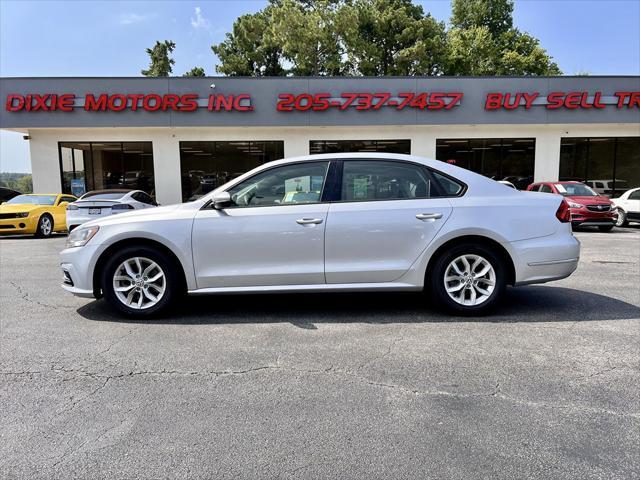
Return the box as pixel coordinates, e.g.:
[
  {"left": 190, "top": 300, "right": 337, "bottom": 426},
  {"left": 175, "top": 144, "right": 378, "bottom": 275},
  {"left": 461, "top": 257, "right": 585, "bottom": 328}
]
[{"left": 509, "top": 225, "right": 580, "bottom": 286}]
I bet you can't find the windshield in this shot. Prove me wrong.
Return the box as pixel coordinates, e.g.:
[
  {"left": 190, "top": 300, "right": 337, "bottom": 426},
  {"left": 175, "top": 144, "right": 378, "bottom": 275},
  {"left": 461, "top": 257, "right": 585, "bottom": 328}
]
[
  {"left": 555, "top": 183, "right": 598, "bottom": 196},
  {"left": 6, "top": 194, "right": 57, "bottom": 205}
]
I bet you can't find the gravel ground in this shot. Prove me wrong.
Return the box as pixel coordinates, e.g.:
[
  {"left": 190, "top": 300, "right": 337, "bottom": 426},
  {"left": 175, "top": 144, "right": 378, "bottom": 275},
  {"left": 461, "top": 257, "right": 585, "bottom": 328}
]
[{"left": 1, "top": 227, "right": 639, "bottom": 480}]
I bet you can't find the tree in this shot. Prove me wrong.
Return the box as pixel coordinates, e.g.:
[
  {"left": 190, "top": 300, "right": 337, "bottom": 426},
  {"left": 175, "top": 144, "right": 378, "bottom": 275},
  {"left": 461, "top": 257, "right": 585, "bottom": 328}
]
[
  {"left": 141, "top": 40, "right": 176, "bottom": 77},
  {"left": 211, "top": 9, "right": 285, "bottom": 76},
  {"left": 446, "top": 0, "right": 560, "bottom": 75},
  {"left": 16, "top": 174, "right": 32, "bottom": 193},
  {"left": 184, "top": 67, "right": 206, "bottom": 77},
  {"left": 211, "top": 0, "right": 561, "bottom": 77},
  {"left": 271, "top": 0, "right": 344, "bottom": 76},
  {"left": 339, "top": 0, "right": 447, "bottom": 76}
]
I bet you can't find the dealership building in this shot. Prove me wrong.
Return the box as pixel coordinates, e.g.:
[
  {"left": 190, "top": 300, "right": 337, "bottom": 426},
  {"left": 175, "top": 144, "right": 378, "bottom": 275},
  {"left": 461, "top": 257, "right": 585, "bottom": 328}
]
[{"left": 1, "top": 76, "right": 638, "bottom": 205}]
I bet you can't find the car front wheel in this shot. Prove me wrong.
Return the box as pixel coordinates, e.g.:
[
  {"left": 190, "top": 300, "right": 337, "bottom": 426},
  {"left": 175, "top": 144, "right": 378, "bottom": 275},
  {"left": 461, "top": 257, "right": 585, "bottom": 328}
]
[
  {"left": 101, "top": 246, "right": 179, "bottom": 318},
  {"left": 615, "top": 209, "right": 627, "bottom": 227},
  {"left": 429, "top": 244, "right": 506, "bottom": 315},
  {"left": 35, "top": 214, "right": 53, "bottom": 238}
]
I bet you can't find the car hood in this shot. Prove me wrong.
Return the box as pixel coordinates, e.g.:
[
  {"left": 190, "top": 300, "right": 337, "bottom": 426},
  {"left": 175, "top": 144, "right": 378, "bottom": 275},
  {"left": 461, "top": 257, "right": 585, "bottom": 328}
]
[
  {"left": 0, "top": 204, "right": 42, "bottom": 213},
  {"left": 564, "top": 195, "right": 612, "bottom": 205},
  {"left": 80, "top": 203, "right": 185, "bottom": 228}
]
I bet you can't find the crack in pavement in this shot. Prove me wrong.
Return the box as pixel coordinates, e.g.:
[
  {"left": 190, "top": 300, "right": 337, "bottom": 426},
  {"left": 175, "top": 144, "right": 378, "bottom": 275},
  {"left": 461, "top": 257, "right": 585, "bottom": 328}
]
[{"left": 7, "top": 280, "right": 72, "bottom": 310}]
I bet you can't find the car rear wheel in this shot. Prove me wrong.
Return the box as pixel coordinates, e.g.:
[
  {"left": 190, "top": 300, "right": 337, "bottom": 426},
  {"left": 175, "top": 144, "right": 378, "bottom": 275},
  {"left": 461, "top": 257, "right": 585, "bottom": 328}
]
[
  {"left": 615, "top": 209, "right": 627, "bottom": 227},
  {"left": 598, "top": 225, "right": 614, "bottom": 232},
  {"left": 429, "top": 244, "right": 506, "bottom": 315},
  {"left": 101, "top": 246, "right": 179, "bottom": 318},
  {"left": 35, "top": 214, "right": 53, "bottom": 238}
]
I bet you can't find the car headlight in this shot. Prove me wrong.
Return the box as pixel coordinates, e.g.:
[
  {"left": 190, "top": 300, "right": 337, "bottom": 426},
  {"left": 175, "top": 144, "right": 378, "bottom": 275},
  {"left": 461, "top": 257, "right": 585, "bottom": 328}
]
[
  {"left": 16, "top": 212, "right": 29, "bottom": 218},
  {"left": 567, "top": 201, "right": 583, "bottom": 209},
  {"left": 66, "top": 226, "right": 100, "bottom": 248}
]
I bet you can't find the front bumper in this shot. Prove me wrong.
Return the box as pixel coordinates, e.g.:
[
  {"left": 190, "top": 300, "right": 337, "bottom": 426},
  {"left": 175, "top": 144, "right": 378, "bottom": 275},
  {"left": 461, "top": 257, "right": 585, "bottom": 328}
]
[
  {"left": 60, "top": 243, "right": 103, "bottom": 298},
  {"left": 0, "top": 216, "right": 37, "bottom": 234},
  {"left": 570, "top": 208, "right": 617, "bottom": 227}
]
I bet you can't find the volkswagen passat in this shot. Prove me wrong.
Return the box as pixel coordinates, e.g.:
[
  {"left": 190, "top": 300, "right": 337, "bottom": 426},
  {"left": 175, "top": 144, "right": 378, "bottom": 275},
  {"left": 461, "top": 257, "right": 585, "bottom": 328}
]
[{"left": 60, "top": 153, "right": 580, "bottom": 317}]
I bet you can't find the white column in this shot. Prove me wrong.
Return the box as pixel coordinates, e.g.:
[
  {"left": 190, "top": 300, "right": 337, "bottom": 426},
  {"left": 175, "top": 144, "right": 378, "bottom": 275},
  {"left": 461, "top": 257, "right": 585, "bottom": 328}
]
[
  {"left": 151, "top": 134, "right": 182, "bottom": 205},
  {"left": 410, "top": 132, "right": 436, "bottom": 158},
  {"left": 284, "top": 132, "right": 309, "bottom": 158},
  {"left": 28, "top": 132, "right": 62, "bottom": 193},
  {"left": 534, "top": 132, "right": 561, "bottom": 182}
]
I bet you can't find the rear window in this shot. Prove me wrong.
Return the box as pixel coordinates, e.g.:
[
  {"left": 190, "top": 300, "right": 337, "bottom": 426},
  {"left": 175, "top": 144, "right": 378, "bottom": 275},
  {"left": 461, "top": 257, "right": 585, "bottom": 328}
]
[{"left": 80, "top": 192, "right": 128, "bottom": 200}]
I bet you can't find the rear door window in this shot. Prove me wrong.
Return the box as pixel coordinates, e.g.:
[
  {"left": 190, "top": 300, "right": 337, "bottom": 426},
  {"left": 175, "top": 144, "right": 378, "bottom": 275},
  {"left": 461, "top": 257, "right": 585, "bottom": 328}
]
[
  {"left": 340, "top": 160, "right": 432, "bottom": 201},
  {"left": 539, "top": 184, "right": 553, "bottom": 193}
]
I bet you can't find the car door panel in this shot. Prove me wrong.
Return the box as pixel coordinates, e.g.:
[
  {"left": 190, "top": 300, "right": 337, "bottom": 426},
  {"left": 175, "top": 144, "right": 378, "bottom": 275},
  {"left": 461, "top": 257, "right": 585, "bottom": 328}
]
[
  {"left": 325, "top": 199, "right": 452, "bottom": 283},
  {"left": 192, "top": 204, "right": 329, "bottom": 288}
]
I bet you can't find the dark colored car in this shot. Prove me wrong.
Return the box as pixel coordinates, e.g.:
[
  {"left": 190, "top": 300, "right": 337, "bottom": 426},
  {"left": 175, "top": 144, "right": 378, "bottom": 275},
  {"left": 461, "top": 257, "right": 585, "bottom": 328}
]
[
  {"left": 0, "top": 187, "right": 21, "bottom": 204},
  {"left": 527, "top": 181, "right": 617, "bottom": 231}
]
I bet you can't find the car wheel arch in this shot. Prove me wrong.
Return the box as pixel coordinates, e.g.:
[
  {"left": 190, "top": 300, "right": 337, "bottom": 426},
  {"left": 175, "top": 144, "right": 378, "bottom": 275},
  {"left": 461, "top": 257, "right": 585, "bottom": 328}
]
[
  {"left": 424, "top": 235, "right": 516, "bottom": 288},
  {"left": 92, "top": 238, "right": 187, "bottom": 298}
]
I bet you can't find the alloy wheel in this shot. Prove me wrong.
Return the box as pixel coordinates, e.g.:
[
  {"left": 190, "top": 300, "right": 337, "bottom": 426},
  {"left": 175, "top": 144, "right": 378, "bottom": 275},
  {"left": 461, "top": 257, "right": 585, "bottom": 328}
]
[
  {"left": 443, "top": 254, "right": 496, "bottom": 306},
  {"left": 112, "top": 257, "right": 166, "bottom": 310},
  {"left": 40, "top": 217, "right": 52, "bottom": 236}
]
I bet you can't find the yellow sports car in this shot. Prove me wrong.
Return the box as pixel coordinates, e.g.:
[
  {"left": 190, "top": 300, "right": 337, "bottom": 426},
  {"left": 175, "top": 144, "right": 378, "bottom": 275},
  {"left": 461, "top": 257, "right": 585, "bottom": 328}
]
[{"left": 0, "top": 193, "right": 77, "bottom": 237}]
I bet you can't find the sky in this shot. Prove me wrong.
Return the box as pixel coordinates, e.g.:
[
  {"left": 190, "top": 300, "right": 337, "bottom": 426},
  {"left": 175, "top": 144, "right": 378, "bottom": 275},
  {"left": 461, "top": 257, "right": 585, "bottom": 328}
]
[{"left": 1, "top": 0, "right": 639, "bottom": 173}]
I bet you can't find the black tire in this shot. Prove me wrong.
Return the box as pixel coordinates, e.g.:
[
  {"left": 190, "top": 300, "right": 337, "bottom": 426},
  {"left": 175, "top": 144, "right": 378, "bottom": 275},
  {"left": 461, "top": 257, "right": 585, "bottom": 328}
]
[
  {"left": 35, "top": 214, "right": 53, "bottom": 238},
  {"left": 429, "top": 243, "right": 507, "bottom": 316},
  {"left": 615, "top": 209, "right": 628, "bottom": 227},
  {"left": 101, "top": 246, "right": 180, "bottom": 318},
  {"left": 598, "top": 225, "right": 614, "bottom": 232}
]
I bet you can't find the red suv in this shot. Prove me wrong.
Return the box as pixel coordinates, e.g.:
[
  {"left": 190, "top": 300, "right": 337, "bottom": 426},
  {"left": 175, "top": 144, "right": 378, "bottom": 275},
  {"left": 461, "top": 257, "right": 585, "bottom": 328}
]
[{"left": 527, "top": 181, "right": 617, "bottom": 231}]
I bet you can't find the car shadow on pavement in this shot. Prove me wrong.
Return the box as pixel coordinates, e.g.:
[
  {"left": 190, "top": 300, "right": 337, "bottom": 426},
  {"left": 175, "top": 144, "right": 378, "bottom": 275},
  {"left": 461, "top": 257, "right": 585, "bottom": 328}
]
[{"left": 76, "top": 285, "right": 640, "bottom": 326}]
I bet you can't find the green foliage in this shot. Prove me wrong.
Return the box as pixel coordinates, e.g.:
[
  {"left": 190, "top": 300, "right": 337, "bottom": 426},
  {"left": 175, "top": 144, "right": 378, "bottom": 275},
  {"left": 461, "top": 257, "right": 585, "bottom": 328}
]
[
  {"left": 0, "top": 173, "right": 32, "bottom": 193},
  {"left": 211, "top": 9, "right": 285, "bottom": 76},
  {"left": 340, "top": 0, "right": 447, "bottom": 75},
  {"left": 271, "top": 0, "right": 344, "bottom": 76},
  {"left": 141, "top": 40, "right": 176, "bottom": 77},
  {"left": 446, "top": 0, "right": 560, "bottom": 75},
  {"left": 184, "top": 67, "right": 206, "bottom": 77},
  {"left": 206, "top": 0, "right": 561, "bottom": 77}
]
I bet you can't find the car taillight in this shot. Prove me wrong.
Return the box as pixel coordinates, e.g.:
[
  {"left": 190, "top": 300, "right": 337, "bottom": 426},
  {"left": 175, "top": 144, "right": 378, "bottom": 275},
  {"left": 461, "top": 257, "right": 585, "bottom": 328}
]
[
  {"left": 556, "top": 199, "right": 571, "bottom": 223},
  {"left": 112, "top": 204, "right": 134, "bottom": 212}
]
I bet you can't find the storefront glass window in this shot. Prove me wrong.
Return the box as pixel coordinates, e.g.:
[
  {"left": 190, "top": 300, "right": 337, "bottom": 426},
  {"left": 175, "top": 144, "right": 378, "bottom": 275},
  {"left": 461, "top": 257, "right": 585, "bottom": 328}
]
[
  {"left": 309, "top": 139, "right": 411, "bottom": 155},
  {"left": 560, "top": 137, "right": 640, "bottom": 197},
  {"left": 59, "top": 142, "right": 154, "bottom": 198},
  {"left": 435, "top": 138, "right": 535, "bottom": 190},
  {"left": 179, "top": 141, "right": 284, "bottom": 202}
]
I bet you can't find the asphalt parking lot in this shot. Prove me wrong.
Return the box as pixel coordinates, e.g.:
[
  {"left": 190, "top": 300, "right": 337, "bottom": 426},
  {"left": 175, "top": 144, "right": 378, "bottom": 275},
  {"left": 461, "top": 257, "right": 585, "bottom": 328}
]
[{"left": 1, "top": 228, "right": 639, "bottom": 480}]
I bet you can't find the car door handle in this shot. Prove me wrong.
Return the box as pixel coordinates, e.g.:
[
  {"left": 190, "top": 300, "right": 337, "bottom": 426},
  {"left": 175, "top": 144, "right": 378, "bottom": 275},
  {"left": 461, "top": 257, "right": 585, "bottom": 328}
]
[
  {"left": 416, "top": 213, "right": 443, "bottom": 221},
  {"left": 296, "top": 218, "right": 323, "bottom": 225}
]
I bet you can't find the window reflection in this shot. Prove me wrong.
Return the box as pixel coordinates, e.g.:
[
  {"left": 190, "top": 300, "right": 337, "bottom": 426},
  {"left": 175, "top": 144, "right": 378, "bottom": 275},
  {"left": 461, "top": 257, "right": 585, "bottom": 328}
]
[
  {"left": 179, "top": 141, "right": 284, "bottom": 202},
  {"left": 435, "top": 138, "right": 535, "bottom": 190},
  {"left": 310, "top": 139, "right": 410, "bottom": 155},
  {"left": 560, "top": 137, "right": 640, "bottom": 197},
  {"left": 59, "top": 142, "right": 154, "bottom": 197}
]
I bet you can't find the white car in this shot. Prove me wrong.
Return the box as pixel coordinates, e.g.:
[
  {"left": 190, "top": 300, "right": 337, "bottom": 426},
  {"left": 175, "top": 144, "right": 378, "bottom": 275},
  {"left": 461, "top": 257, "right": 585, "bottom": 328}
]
[
  {"left": 60, "top": 153, "right": 580, "bottom": 318},
  {"left": 612, "top": 187, "right": 640, "bottom": 227},
  {"left": 66, "top": 189, "right": 157, "bottom": 232},
  {"left": 497, "top": 180, "right": 516, "bottom": 189}
]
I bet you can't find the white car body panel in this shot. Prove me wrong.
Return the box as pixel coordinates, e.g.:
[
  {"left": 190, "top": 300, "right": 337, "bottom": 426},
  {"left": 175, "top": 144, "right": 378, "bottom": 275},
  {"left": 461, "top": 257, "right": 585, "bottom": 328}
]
[
  {"left": 192, "top": 203, "right": 329, "bottom": 288},
  {"left": 612, "top": 188, "right": 640, "bottom": 222},
  {"left": 59, "top": 153, "right": 580, "bottom": 299},
  {"left": 325, "top": 198, "right": 452, "bottom": 283}
]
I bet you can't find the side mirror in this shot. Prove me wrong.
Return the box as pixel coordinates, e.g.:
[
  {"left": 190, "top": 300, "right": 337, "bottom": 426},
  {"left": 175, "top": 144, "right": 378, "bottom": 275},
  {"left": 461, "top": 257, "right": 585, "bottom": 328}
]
[
  {"left": 212, "top": 191, "right": 232, "bottom": 209},
  {"left": 59, "top": 201, "right": 69, "bottom": 208}
]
